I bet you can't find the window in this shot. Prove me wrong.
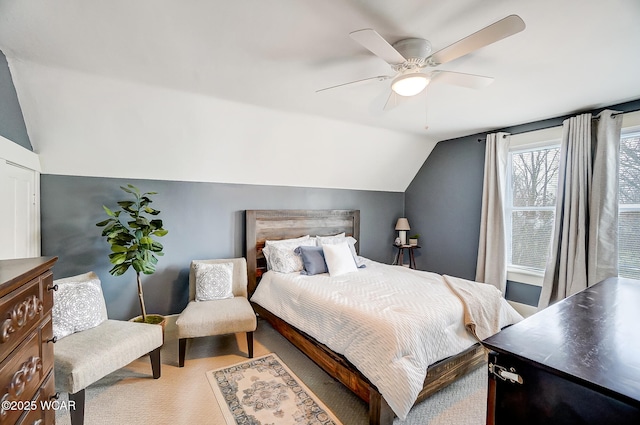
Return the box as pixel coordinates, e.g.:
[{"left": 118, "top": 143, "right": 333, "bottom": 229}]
[
  {"left": 619, "top": 131, "right": 640, "bottom": 279},
  {"left": 505, "top": 125, "right": 640, "bottom": 281},
  {"left": 506, "top": 144, "right": 560, "bottom": 273}
]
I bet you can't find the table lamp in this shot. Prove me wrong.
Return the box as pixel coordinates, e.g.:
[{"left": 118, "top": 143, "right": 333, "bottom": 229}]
[{"left": 395, "top": 218, "right": 410, "bottom": 246}]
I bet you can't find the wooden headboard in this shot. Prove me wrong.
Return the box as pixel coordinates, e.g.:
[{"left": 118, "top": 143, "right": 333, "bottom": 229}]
[{"left": 245, "top": 209, "right": 360, "bottom": 295}]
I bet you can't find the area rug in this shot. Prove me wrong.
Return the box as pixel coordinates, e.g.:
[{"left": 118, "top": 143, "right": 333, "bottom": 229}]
[{"left": 207, "top": 353, "right": 343, "bottom": 425}]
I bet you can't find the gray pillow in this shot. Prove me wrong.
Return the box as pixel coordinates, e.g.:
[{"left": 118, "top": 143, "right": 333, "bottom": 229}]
[
  {"left": 52, "top": 271, "right": 109, "bottom": 340},
  {"left": 295, "top": 246, "right": 328, "bottom": 275}
]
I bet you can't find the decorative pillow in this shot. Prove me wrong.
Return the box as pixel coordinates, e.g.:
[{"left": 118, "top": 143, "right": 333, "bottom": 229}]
[
  {"left": 322, "top": 241, "right": 358, "bottom": 277},
  {"left": 263, "top": 235, "right": 312, "bottom": 271},
  {"left": 194, "top": 261, "right": 234, "bottom": 301},
  {"left": 52, "top": 271, "right": 109, "bottom": 340},
  {"left": 263, "top": 239, "right": 316, "bottom": 273},
  {"left": 294, "top": 246, "right": 328, "bottom": 275},
  {"left": 316, "top": 235, "right": 365, "bottom": 267}
]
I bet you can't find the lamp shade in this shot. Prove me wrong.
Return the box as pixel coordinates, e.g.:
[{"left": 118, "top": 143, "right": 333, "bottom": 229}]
[{"left": 395, "top": 218, "right": 410, "bottom": 231}]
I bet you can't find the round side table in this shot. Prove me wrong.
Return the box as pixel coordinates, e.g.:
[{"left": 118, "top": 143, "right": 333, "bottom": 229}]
[{"left": 392, "top": 244, "right": 420, "bottom": 269}]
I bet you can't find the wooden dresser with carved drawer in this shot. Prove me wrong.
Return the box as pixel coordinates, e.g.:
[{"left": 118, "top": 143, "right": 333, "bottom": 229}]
[{"left": 0, "top": 257, "right": 58, "bottom": 425}]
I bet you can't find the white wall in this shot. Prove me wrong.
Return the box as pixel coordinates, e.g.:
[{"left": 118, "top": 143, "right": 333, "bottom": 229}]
[{"left": 10, "top": 59, "right": 437, "bottom": 192}]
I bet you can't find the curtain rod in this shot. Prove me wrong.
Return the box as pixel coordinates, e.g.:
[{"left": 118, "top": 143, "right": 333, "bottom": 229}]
[
  {"left": 476, "top": 110, "right": 627, "bottom": 142},
  {"left": 477, "top": 134, "right": 508, "bottom": 143},
  {"left": 594, "top": 110, "right": 623, "bottom": 119}
]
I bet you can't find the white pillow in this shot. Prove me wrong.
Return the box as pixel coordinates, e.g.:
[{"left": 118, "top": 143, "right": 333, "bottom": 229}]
[
  {"left": 194, "top": 262, "right": 234, "bottom": 301},
  {"left": 316, "top": 233, "right": 345, "bottom": 244},
  {"left": 323, "top": 241, "right": 358, "bottom": 276},
  {"left": 264, "top": 235, "right": 310, "bottom": 246},
  {"left": 52, "top": 271, "right": 109, "bottom": 340},
  {"left": 263, "top": 239, "right": 316, "bottom": 273},
  {"left": 316, "top": 235, "right": 364, "bottom": 267}
]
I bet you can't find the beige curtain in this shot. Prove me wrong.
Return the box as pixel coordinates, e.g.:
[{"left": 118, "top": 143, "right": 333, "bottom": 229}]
[
  {"left": 539, "top": 110, "right": 622, "bottom": 308},
  {"left": 476, "top": 132, "right": 510, "bottom": 293}
]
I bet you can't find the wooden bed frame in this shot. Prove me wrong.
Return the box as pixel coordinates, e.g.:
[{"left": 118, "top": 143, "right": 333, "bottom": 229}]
[{"left": 245, "top": 209, "right": 486, "bottom": 425}]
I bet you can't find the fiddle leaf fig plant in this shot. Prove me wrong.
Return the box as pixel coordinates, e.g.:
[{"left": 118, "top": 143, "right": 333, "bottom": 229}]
[{"left": 96, "top": 184, "right": 168, "bottom": 322}]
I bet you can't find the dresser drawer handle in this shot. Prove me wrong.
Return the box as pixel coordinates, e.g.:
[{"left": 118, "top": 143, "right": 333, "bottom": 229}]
[
  {"left": 47, "top": 336, "right": 57, "bottom": 344},
  {"left": 0, "top": 295, "right": 43, "bottom": 344},
  {"left": 47, "top": 284, "right": 58, "bottom": 292},
  {"left": 50, "top": 392, "right": 60, "bottom": 401},
  {"left": 2, "top": 356, "right": 42, "bottom": 402}
]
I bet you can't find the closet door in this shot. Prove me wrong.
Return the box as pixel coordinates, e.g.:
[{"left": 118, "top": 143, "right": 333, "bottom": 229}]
[{"left": 0, "top": 160, "right": 39, "bottom": 259}]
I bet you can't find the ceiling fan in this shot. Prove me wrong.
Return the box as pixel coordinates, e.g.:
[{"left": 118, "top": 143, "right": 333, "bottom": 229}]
[{"left": 317, "top": 15, "right": 526, "bottom": 111}]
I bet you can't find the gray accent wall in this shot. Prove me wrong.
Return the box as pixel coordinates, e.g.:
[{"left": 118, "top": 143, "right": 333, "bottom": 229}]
[
  {"left": 0, "top": 50, "right": 31, "bottom": 150},
  {"left": 404, "top": 134, "right": 485, "bottom": 280},
  {"left": 41, "top": 175, "right": 403, "bottom": 320},
  {"left": 505, "top": 281, "right": 541, "bottom": 306}
]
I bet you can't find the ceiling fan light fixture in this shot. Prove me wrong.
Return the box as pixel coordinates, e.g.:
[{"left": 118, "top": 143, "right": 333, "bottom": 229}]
[{"left": 391, "top": 73, "right": 430, "bottom": 96}]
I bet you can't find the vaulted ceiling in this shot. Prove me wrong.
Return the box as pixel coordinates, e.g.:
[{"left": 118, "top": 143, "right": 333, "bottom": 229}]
[{"left": 1, "top": 0, "right": 639, "bottom": 191}]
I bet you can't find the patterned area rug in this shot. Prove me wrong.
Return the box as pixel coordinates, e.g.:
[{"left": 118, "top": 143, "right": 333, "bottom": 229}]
[{"left": 207, "top": 353, "right": 343, "bottom": 425}]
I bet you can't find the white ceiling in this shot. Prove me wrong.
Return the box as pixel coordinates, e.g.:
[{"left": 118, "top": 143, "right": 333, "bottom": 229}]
[{"left": 1, "top": 0, "right": 639, "bottom": 191}]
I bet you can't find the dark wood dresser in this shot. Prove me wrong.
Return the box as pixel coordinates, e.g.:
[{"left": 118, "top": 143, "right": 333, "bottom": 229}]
[
  {"left": 0, "top": 257, "right": 58, "bottom": 425},
  {"left": 484, "top": 277, "right": 640, "bottom": 425}
]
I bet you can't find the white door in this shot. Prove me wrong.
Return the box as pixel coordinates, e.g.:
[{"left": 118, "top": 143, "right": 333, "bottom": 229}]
[{"left": 0, "top": 160, "right": 39, "bottom": 259}]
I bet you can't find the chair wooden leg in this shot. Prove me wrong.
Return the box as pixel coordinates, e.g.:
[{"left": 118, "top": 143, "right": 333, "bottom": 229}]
[
  {"left": 69, "top": 389, "right": 85, "bottom": 425},
  {"left": 150, "top": 347, "right": 161, "bottom": 378},
  {"left": 247, "top": 332, "right": 254, "bottom": 358},
  {"left": 179, "top": 338, "right": 187, "bottom": 367}
]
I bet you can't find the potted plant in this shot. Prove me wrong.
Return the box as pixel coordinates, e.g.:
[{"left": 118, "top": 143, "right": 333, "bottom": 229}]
[
  {"left": 96, "top": 184, "right": 168, "bottom": 326},
  {"left": 409, "top": 234, "right": 420, "bottom": 246}
]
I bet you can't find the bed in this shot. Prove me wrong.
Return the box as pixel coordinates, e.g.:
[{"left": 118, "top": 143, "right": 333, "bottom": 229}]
[{"left": 245, "top": 209, "right": 521, "bottom": 425}]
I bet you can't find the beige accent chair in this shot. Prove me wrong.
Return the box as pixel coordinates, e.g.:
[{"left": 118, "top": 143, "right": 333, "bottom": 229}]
[
  {"left": 176, "top": 258, "right": 257, "bottom": 367},
  {"left": 54, "top": 320, "right": 162, "bottom": 425}
]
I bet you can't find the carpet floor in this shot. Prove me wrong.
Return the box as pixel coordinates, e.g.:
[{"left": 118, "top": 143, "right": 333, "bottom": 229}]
[{"left": 55, "top": 316, "right": 487, "bottom": 425}]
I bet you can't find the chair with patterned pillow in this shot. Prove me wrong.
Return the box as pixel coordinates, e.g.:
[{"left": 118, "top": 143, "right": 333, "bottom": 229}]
[
  {"left": 176, "top": 257, "right": 257, "bottom": 367},
  {"left": 52, "top": 271, "right": 163, "bottom": 425}
]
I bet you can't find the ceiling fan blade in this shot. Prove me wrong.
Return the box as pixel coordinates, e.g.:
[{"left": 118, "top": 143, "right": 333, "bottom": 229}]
[
  {"left": 368, "top": 88, "right": 392, "bottom": 115},
  {"left": 384, "top": 91, "right": 400, "bottom": 110},
  {"left": 349, "top": 29, "right": 407, "bottom": 65},
  {"left": 431, "top": 70, "right": 494, "bottom": 89},
  {"left": 427, "top": 15, "right": 525, "bottom": 66},
  {"left": 383, "top": 90, "right": 415, "bottom": 111},
  {"left": 316, "top": 75, "right": 393, "bottom": 93}
]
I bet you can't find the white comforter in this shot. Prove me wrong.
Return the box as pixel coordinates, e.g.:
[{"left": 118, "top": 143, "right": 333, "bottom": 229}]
[{"left": 250, "top": 258, "right": 522, "bottom": 419}]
